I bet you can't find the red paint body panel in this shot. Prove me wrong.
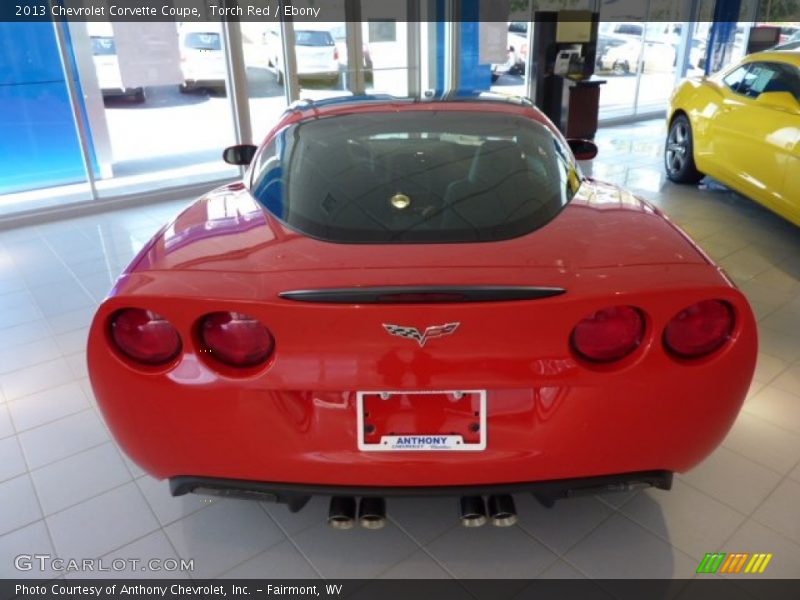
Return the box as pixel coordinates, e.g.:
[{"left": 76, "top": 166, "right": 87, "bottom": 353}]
[{"left": 88, "top": 100, "right": 757, "bottom": 489}]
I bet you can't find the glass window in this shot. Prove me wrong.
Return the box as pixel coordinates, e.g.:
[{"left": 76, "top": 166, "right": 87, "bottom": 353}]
[
  {"left": 91, "top": 36, "right": 116, "bottom": 56},
  {"left": 183, "top": 32, "right": 222, "bottom": 51},
  {"left": 734, "top": 62, "right": 800, "bottom": 99},
  {"left": 74, "top": 22, "right": 238, "bottom": 200},
  {"left": 251, "top": 110, "right": 580, "bottom": 244},
  {"left": 723, "top": 65, "right": 749, "bottom": 92},
  {"left": 295, "top": 30, "right": 335, "bottom": 47},
  {"left": 761, "top": 63, "right": 800, "bottom": 99},
  {"left": 368, "top": 21, "right": 397, "bottom": 43}
]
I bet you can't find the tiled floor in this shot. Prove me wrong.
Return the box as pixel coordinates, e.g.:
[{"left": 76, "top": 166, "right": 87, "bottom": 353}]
[{"left": 1, "top": 119, "right": 799, "bottom": 586}]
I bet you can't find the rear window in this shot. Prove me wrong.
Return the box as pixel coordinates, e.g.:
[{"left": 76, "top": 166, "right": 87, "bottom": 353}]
[
  {"left": 250, "top": 111, "right": 581, "bottom": 243},
  {"left": 184, "top": 32, "right": 221, "bottom": 51},
  {"left": 295, "top": 31, "right": 334, "bottom": 46},
  {"left": 91, "top": 37, "right": 116, "bottom": 56}
]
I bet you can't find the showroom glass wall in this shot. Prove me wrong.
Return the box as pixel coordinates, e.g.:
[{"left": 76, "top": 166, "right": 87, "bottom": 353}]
[
  {"left": 0, "top": 1, "right": 421, "bottom": 221},
  {"left": 0, "top": 0, "right": 782, "bottom": 222}
]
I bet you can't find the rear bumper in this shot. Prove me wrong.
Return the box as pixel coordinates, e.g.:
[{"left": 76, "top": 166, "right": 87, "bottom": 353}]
[
  {"left": 88, "top": 265, "right": 757, "bottom": 489},
  {"left": 171, "top": 470, "right": 673, "bottom": 511}
]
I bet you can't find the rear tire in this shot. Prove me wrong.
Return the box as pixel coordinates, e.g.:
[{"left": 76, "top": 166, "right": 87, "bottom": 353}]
[
  {"left": 131, "top": 88, "right": 145, "bottom": 103},
  {"left": 665, "top": 114, "right": 704, "bottom": 184}
]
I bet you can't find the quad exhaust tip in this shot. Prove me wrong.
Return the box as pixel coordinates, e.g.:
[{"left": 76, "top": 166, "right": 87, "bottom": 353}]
[
  {"left": 327, "top": 496, "right": 356, "bottom": 530},
  {"left": 459, "top": 496, "right": 488, "bottom": 527},
  {"left": 328, "top": 497, "right": 387, "bottom": 530},
  {"left": 358, "top": 497, "right": 387, "bottom": 530},
  {"left": 488, "top": 494, "right": 518, "bottom": 527},
  {"left": 460, "top": 495, "right": 518, "bottom": 527}
]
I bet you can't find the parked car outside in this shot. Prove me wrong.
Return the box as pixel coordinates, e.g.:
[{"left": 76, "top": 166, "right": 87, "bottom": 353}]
[
  {"left": 265, "top": 26, "right": 340, "bottom": 85},
  {"left": 178, "top": 24, "right": 226, "bottom": 92},
  {"left": 87, "top": 23, "right": 145, "bottom": 103}
]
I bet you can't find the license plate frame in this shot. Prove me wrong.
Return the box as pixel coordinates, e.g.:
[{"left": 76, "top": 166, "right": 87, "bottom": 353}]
[{"left": 356, "top": 390, "right": 487, "bottom": 452}]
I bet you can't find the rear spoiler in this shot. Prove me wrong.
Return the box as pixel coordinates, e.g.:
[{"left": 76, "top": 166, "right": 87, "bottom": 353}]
[{"left": 279, "top": 286, "right": 566, "bottom": 304}]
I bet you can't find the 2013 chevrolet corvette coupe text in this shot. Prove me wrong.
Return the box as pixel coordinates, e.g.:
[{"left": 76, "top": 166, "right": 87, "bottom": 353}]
[{"left": 88, "top": 95, "right": 757, "bottom": 529}]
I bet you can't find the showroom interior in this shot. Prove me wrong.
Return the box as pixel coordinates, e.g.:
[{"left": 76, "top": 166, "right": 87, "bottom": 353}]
[{"left": 1, "top": 0, "right": 800, "bottom": 587}]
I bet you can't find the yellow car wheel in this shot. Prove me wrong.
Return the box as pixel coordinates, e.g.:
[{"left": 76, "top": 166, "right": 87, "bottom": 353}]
[{"left": 665, "top": 114, "right": 704, "bottom": 184}]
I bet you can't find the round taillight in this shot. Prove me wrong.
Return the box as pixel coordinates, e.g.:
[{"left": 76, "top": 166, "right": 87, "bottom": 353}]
[
  {"left": 571, "top": 305, "right": 644, "bottom": 363},
  {"left": 111, "top": 308, "right": 181, "bottom": 365},
  {"left": 664, "top": 300, "right": 734, "bottom": 359},
  {"left": 200, "top": 312, "right": 274, "bottom": 367}
]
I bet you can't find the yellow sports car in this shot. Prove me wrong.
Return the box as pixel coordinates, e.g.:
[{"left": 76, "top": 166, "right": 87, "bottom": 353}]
[{"left": 665, "top": 50, "right": 800, "bottom": 227}]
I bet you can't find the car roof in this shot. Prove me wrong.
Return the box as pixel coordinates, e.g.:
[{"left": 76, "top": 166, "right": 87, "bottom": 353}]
[
  {"left": 276, "top": 92, "right": 552, "bottom": 133},
  {"left": 743, "top": 49, "right": 800, "bottom": 66}
]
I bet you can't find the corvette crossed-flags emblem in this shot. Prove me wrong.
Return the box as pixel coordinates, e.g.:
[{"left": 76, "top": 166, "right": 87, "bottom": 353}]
[{"left": 382, "top": 323, "right": 460, "bottom": 347}]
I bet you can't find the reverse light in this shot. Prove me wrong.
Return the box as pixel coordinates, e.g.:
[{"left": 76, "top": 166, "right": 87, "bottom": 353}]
[
  {"left": 664, "top": 300, "right": 734, "bottom": 359},
  {"left": 111, "top": 308, "right": 181, "bottom": 365},
  {"left": 571, "top": 305, "right": 644, "bottom": 363},
  {"left": 200, "top": 312, "right": 274, "bottom": 367}
]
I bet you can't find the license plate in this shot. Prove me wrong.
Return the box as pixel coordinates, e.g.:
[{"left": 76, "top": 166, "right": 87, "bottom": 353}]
[{"left": 356, "top": 390, "right": 486, "bottom": 452}]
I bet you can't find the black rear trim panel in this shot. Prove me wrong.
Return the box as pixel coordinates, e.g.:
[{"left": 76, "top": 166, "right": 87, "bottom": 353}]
[
  {"left": 170, "top": 471, "right": 672, "bottom": 511},
  {"left": 279, "top": 285, "right": 566, "bottom": 304}
]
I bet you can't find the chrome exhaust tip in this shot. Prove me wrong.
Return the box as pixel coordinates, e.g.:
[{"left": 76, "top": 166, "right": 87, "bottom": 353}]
[
  {"left": 328, "top": 496, "right": 356, "bottom": 530},
  {"left": 358, "top": 497, "right": 386, "bottom": 530},
  {"left": 488, "top": 494, "right": 518, "bottom": 527},
  {"left": 459, "top": 496, "right": 488, "bottom": 527}
]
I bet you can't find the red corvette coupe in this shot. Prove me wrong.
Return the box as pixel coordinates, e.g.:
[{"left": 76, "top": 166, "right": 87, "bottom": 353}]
[{"left": 88, "top": 94, "right": 757, "bottom": 529}]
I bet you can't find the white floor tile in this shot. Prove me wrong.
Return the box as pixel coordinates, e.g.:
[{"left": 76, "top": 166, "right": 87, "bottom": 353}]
[
  {"left": 423, "top": 524, "right": 557, "bottom": 579},
  {"left": 744, "top": 386, "right": 800, "bottom": 435},
  {"left": 0, "top": 521, "right": 56, "bottom": 578},
  {"left": 65, "top": 352, "right": 89, "bottom": 379},
  {"left": 164, "top": 499, "right": 285, "bottom": 579},
  {"left": 31, "top": 442, "right": 132, "bottom": 515},
  {"left": 0, "top": 302, "right": 41, "bottom": 330},
  {"left": 721, "top": 519, "right": 800, "bottom": 579},
  {"left": 722, "top": 412, "right": 800, "bottom": 474},
  {"left": 0, "top": 357, "right": 76, "bottom": 401},
  {"left": 751, "top": 479, "right": 800, "bottom": 547},
  {"left": 18, "top": 409, "right": 109, "bottom": 469},
  {"left": 758, "top": 329, "right": 800, "bottom": 364},
  {"left": 292, "top": 519, "right": 419, "bottom": 579},
  {"left": 385, "top": 496, "right": 460, "bottom": 546},
  {"left": 222, "top": 539, "right": 320, "bottom": 579},
  {"left": 536, "top": 559, "right": 590, "bottom": 579},
  {"left": 771, "top": 362, "right": 800, "bottom": 397},
  {"left": 564, "top": 514, "right": 698, "bottom": 578},
  {"left": 377, "top": 549, "right": 452, "bottom": 579},
  {"left": 46, "top": 482, "right": 159, "bottom": 558},
  {"left": 0, "top": 338, "right": 63, "bottom": 375},
  {"left": 752, "top": 353, "right": 788, "bottom": 385},
  {"left": 679, "top": 447, "right": 782, "bottom": 514},
  {"left": 0, "top": 404, "right": 13, "bottom": 439},
  {"left": 0, "top": 319, "right": 53, "bottom": 346},
  {"left": 621, "top": 480, "right": 746, "bottom": 560},
  {"left": 0, "top": 475, "right": 43, "bottom": 535},
  {"left": 515, "top": 494, "right": 613, "bottom": 555},
  {"left": 0, "top": 436, "right": 27, "bottom": 482},
  {"left": 67, "top": 530, "right": 191, "bottom": 580},
  {"left": 260, "top": 496, "right": 328, "bottom": 538},
  {"left": 8, "top": 381, "right": 91, "bottom": 432},
  {"left": 46, "top": 306, "right": 95, "bottom": 335},
  {"left": 54, "top": 329, "right": 89, "bottom": 356},
  {"left": 136, "top": 476, "right": 215, "bottom": 526}
]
